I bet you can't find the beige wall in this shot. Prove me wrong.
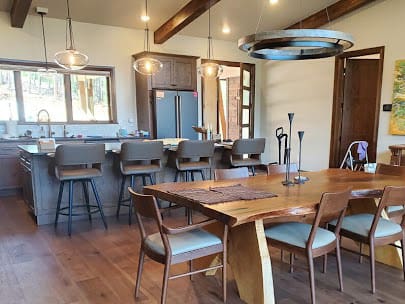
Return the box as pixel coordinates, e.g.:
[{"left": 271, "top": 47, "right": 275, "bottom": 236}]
[
  {"left": 260, "top": 0, "right": 404, "bottom": 170},
  {"left": 0, "top": 11, "right": 260, "bottom": 137}
]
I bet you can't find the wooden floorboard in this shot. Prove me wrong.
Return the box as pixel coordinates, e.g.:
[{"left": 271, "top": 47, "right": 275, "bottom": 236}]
[{"left": 1, "top": 196, "right": 405, "bottom": 303}]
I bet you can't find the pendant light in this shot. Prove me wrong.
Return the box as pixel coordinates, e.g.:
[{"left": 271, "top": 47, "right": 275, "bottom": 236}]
[
  {"left": 199, "top": 0, "right": 223, "bottom": 78},
  {"left": 36, "top": 7, "right": 56, "bottom": 73},
  {"left": 54, "top": 0, "right": 89, "bottom": 70},
  {"left": 238, "top": 1, "right": 354, "bottom": 60},
  {"left": 133, "top": 0, "right": 163, "bottom": 75}
]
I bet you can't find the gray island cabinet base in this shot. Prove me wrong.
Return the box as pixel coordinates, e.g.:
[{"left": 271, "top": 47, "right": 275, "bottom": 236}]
[{"left": 18, "top": 143, "right": 228, "bottom": 225}]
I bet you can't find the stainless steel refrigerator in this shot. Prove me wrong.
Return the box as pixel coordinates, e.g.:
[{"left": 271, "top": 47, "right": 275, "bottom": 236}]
[{"left": 154, "top": 90, "right": 198, "bottom": 139}]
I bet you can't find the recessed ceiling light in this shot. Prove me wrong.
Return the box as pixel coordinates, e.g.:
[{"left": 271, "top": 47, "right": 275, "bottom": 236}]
[
  {"left": 141, "top": 15, "right": 150, "bottom": 22},
  {"left": 269, "top": 0, "right": 278, "bottom": 4},
  {"left": 222, "top": 26, "right": 230, "bottom": 34}
]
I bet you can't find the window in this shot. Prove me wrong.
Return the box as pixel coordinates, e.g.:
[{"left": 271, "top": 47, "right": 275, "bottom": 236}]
[{"left": 0, "top": 60, "right": 116, "bottom": 123}]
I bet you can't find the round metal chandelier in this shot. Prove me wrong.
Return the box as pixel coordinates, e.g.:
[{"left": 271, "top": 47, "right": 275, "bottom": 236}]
[{"left": 238, "top": 29, "right": 354, "bottom": 60}]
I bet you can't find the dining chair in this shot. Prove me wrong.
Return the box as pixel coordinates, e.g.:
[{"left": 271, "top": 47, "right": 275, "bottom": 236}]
[
  {"left": 129, "top": 188, "right": 228, "bottom": 304},
  {"left": 375, "top": 163, "right": 405, "bottom": 217},
  {"left": 214, "top": 167, "right": 249, "bottom": 181},
  {"left": 328, "top": 185, "right": 405, "bottom": 293},
  {"left": 264, "top": 189, "right": 351, "bottom": 304},
  {"left": 267, "top": 163, "right": 298, "bottom": 175},
  {"left": 229, "top": 138, "right": 265, "bottom": 176}
]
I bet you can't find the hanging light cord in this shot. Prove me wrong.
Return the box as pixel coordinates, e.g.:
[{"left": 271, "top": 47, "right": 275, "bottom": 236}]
[
  {"left": 254, "top": 0, "right": 266, "bottom": 34},
  {"left": 65, "top": 0, "right": 75, "bottom": 50},
  {"left": 144, "top": 0, "right": 150, "bottom": 52},
  {"left": 39, "top": 13, "right": 49, "bottom": 70},
  {"left": 207, "top": 0, "right": 214, "bottom": 60}
]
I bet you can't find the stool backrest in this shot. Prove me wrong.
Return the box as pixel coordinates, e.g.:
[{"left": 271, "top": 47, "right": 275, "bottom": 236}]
[
  {"left": 177, "top": 140, "right": 215, "bottom": 159},
  {"left": 55, "top": 143, "right": 105, "bottom": 166},
  {"left": 232, "top": 138, "right": 265, "bottom": 156},
  {"left": 121, "top": 141, "right": 163, "bottom": 161}
]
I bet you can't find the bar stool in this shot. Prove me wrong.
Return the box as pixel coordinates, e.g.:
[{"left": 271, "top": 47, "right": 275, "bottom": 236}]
[
  {"left": 174, "top": 140, "right": 215, "bottom": 182},
  {"left": 229, "top": 138, "right": 265, "bottom": 175},
  {"left": 54, "top": 143, "right": 107, "bottom": 236},
  {"left": 116, "top": 141, "right": 163, "bottom": 225}
]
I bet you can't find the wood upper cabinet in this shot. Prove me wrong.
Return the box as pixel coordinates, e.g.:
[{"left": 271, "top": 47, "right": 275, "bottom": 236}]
[
  {"left": 132, "top": 52, "right": 199, "bottom": 136},
  {"left": 133, "top": 52, "right": 198, "bottom": 91}
]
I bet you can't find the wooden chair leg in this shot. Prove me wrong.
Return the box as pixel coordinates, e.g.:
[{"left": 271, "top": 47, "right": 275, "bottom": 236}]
[
  {"left": 161, "top": 262, "right": 171, "bottom": 304},
  {"left": 336, "top": 240, "right": 344, "bottom": 292},
  {"left": 307, "top": 252, "right": 316, "bottom": 304},
  {"left": 117, "top": 175, "right": 126, "bottom": 218},
  {"left": 402, "top": 237, "right": 405, "bottom": 281},
  {"left": 323, "top": 253, "right": 327, "bottom": 274},
  {"left": 370, "top": 240, "right": 376, "bottom": 294},
  {"left": 54, "top": 181, "right": 64, "bottom": 228},
  {"left": 189, "top": 260, "right": 193, "bottom": 281},
  {"left": 90, "top": 179, "right": 108, "bottom": 230},
  {"left": 68, "top": 180, "right": 74, "bottom": 237},
  {"left": 289, "top": 252, "right": 294, "bottom": 273},
  {"left": 359, "top": 242, "right": 363, "bottom": 264},
  {"left": 135, "top": 249, "right": 145, "bottom": 297},
  {"left": 223, "top": 239, "right": 228, "bottom": 303}
]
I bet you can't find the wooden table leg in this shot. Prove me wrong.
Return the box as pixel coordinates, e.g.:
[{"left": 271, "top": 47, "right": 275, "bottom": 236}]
[{"left": 228, "top": 219, "right": 274, "bottom": 304}]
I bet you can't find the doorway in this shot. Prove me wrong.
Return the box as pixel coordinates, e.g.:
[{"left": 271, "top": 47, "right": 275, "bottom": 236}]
[
  {"left": 329, "top": 46, "right": 385, "bottom": 168},
  {"left": 202, "top": 60, "right": 255, "bottom": 140}
]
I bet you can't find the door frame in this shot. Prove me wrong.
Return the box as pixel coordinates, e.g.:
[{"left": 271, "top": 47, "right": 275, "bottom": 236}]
[
  {"left": 329, "top": 46, "right": 385, "bottom": 168},
  {"left": 201, "top": 59, "right": 256, "bottom": 138}
]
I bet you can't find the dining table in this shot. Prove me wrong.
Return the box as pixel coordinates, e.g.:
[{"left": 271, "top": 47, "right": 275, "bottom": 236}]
[{"left": 143, "top": 168, "right": 405, "bottom": 304}]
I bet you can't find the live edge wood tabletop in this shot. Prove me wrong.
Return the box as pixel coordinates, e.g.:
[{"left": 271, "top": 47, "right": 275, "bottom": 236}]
[{"left": 143, "top": 169, "right": 405, "bottom": 304}]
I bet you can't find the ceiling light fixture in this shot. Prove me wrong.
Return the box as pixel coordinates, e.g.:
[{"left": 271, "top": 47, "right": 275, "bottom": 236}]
[
  {"left": 36, "top": 7, "right": 56, "bottom": 73},
  {"left": 133, "top": 0, "right": 162, "bottom": 75},
  {"left": 54, "top": 0, "right": 89, "bottom": 70},
  {"left": 269, "top": 0, "right": 278, "bottom": 4},
  {"left": 141, "top": 15, "right": 150, "bottom": 22},
  {"left": 199, "top": 0, "right": 223, "bottom": 78},
  {"left": 238, "top": 4, "right": 354, "bottom": 60},
  {"left": 222, "top": 26, "right": 230, "bottom": 34}
]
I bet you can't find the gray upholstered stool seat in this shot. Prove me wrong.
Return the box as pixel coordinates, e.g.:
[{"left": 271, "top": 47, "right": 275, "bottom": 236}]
[
  {"left": 229, "top": 138, "right": 265, "bottom": 176},
  {"left": 54, "top": 143, "right": 107, "bottom": 236},
  {"left": 117, "top": 141, "right": 163, "bottom": 225},
  {"left": 174, "top": 140, "right": 215, "bottom": 182}
]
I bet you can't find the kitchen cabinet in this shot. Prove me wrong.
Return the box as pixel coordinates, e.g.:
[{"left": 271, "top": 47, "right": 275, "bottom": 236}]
[
  {"left": 0, "top": 143, "right": 22, "bottom": 195},
  {"left": 132, "top": 52, "right": 199, "bottom": 136}
]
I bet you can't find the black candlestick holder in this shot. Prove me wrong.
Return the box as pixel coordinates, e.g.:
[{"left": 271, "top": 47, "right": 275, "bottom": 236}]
[
  {"left": 282, "top": 113, "right": 294, "bottom": 186},
  {"left": 294, "top": 130, "right": 309, "bottom": 184}
]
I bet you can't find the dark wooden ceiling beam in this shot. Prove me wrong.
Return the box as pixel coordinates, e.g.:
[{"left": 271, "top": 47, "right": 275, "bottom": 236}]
[
  {"left": 154, "top": 0, "right": 221, "bottom": 44},
  {"left": 286, "top": 0, "right": 377, "bottom": 29},
  {"left": 10, "top": 0, "right": 32, "bottom": 28}
]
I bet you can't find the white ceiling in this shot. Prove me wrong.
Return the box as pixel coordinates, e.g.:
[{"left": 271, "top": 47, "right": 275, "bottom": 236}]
[{"left": 0, "top": 0, "right": 340, "bottom": 41}]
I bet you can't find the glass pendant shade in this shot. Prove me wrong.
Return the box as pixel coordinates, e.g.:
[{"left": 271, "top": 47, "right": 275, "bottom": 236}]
[
  {"left": 55, "top": 0, "right": 88, "bottom": 71},
  {"left": 133, "top": 57, "right": 163, "bottom": 75},
  {"left": 55, "top": 49, "right": 89, "bottom": 70},
  {"left": 199, "top": 62, "right": 223, "bottom": 78}
]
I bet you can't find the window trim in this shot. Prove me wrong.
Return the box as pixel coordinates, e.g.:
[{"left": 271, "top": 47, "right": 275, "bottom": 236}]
[{"left": 0, "top": 58, "right": 117, "bottom": 124}]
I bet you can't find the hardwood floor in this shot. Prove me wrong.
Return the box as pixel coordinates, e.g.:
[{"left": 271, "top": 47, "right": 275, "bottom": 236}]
[{"left": 1, "top": 196, "right": 404, "bottom": 304}]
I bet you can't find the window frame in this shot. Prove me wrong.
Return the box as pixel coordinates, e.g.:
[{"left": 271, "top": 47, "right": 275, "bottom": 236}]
[{"left": 0, "top": 58, "right": 117, "bottom": 124}]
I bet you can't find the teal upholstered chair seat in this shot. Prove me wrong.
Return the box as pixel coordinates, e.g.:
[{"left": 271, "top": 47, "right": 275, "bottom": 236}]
[
  {"left": 329, "top": 214, "right": 402, "bottom": 238},
  {"left": 264, "top": 222, "right": 336, "bottom": 249},
  {"left": 145, "top": 229, "right": 222, "bottom": 256},
  {"left": 387, "top": 205, "right": 404, "bottom": 214}
]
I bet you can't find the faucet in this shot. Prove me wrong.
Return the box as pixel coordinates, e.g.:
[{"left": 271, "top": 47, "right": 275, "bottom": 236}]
[{"left": 37, "top": 109, "right": 53, "bottom": 138}]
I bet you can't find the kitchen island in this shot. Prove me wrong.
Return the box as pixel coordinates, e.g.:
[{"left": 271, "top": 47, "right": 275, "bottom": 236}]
[{"left": 18, "top": 141, "right": 229, "bottom": 225}]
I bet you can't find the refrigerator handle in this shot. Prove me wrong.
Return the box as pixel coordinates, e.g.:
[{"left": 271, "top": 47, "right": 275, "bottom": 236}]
[
  {"left": 177, "top": 95, "right": 182, "bottom": 138},
  {"left": 175, "top": 95, "right": 180, "bottom": 138}
]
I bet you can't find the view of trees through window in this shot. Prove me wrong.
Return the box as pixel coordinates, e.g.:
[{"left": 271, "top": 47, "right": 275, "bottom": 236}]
[{"left": 0, "top": 63, "right": 114, "bottom": 123}]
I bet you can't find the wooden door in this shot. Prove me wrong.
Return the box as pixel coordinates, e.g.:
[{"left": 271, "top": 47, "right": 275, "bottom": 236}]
[
  {"left": 239, "top": 63, "right": 255, "bottom": 138},
  {"left": 329, "top": 47, "right": 384, "bottom": 168}
]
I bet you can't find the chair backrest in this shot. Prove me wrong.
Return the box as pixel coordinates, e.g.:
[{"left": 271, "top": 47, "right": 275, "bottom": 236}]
[
  {"left": 55, "top": 143, "right": 105, "bottom": 166},
  {"left": 307, "top": 189, "right": 351, "bottom": 249},
  {"left": 121, "top": 141, "right": 163, "bottom": 161},
  {"left": 128, "top": 188, "right": 169, "bottom": 252},
  {"left": 232, "top": 138, "right": 265, "bottom": 156},
  {"left": 370, "top": 186, "right": 405, "bottom": 234},
  {"left": 214, "top": 167, "right": 249, "bottom": 181},
  {"left": 375, "top": 163, "right": 405, "bottom": 176},
  {"left": 267, "top": 163, "right": 298, "bottom": 175},
  {"left": 176, "top": 140, "right": 215, "bottom": 159}
]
